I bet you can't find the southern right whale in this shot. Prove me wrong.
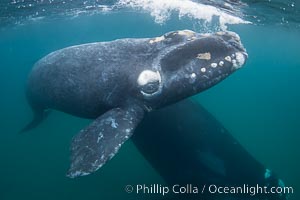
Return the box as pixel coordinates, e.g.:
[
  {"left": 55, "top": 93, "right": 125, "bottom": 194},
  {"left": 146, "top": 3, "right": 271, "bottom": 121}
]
[
  {"left": 21, "top": 30, "right": 247, "bottom": 178},
  {"left": 133, "top": 100, "right": 288, "bottom": 200}
]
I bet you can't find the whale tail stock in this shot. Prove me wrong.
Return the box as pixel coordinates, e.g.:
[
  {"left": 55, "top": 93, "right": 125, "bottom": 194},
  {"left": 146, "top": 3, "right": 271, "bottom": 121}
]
[{"left": 19, "top": 105, "right": 50, "bottom": 133}]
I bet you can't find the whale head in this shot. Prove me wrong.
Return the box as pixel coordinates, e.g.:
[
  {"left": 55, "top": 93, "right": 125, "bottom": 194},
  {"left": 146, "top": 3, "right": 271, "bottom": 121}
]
[{"left": 137, "top": 30, "right": 248, "bottom": 109}]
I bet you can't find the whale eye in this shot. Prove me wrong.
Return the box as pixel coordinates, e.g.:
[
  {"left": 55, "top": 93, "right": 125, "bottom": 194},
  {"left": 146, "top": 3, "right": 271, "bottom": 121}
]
[{"left": 137, "top": 70, "right": 161, "bottom": 95}]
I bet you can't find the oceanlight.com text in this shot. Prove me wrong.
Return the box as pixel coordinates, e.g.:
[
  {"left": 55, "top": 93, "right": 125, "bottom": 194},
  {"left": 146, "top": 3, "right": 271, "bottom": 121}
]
[{"left": 124, "top": 184, "right": 294, "bottom": 197}]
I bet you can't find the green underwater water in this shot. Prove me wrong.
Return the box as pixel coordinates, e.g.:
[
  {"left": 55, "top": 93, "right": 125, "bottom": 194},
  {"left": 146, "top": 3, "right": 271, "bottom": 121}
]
[{"left": 0, "top": 11, "right": 299, "bottom": 200}]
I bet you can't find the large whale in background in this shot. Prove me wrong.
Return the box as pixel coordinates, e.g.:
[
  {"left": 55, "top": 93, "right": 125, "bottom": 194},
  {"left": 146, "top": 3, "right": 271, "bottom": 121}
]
[
  {"left": 133, "top": 100, "right": 289, "bottom": 200},
  {"left": 21, "top": 30, "right": 247, "bottom": 178}
]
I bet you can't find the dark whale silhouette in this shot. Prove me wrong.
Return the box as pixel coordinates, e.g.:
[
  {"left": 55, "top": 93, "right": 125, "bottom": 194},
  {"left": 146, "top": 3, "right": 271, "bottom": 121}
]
[
  {"left": 21, "top": 30, "right": 248, "bottom": 178},
  {"left": 133, "top": 100, "right": 288, "bottom": 200}
]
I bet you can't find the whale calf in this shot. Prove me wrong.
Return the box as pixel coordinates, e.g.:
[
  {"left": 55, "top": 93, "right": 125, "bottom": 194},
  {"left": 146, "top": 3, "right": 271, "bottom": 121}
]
[{"left": 21, "top": 30, "right": 248, "bottom": 178}]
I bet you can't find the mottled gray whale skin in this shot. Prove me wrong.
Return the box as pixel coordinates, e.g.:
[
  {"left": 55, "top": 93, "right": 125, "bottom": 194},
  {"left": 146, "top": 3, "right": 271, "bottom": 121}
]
[{"left": 22, "top": 30, "right": 248, "bottom": 178}]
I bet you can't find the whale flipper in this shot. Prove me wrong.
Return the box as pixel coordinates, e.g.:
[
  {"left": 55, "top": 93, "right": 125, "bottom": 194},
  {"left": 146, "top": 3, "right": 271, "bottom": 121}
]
[{"left": 67, "top": 104, "right": 144, "bottom": 178}]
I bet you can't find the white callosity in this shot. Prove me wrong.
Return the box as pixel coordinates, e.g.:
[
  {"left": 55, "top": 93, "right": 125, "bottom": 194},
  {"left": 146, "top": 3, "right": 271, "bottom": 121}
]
[
  {"left": 219, "top": 61, "right": 224, "bottom": 66},
  {"left": 210, "top": 63, "right": 217, "bottom": 68},
  {"left": 232, "top": 52, "right": 246, "bottom": 69},
  {"left": 190, "top": 73, "right": 196, "bottom": 78},
  {"left": 201, "top": 68, "right": 206, "bottom": 73},
  {"left": 137, "top": 70, "right": 162, "bottom": 97},
  {"left": 225, "top": 56, "right": 231, "bottom": 62},
  {"left": 137, "top": 70, "right": 161, "bottom": 86}
]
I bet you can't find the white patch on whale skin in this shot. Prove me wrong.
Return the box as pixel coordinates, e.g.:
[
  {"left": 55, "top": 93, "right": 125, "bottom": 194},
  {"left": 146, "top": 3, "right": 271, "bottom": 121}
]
[
  {"left": 201, "top": 68, "right": 206, "bottom": 73},
  {"left": 138, "top": 70, "right": 163, "bottom": 98},
  {"left": 210, "top": 63, "right": 217, "bottom": 68},
  {"left": 100, "top": 155, "right": 105, "bottom": 160},
  {"left": 68, "top": 170, "right": 90, "bottom": 178},
  {"left": 219, "top": 61, "right": 224, "bottom": 66},
  {"left": 125, "top": 128, "right": 131, "bottom": 133},
  {"left": 111, "top": 120, "right": 118, "bottom": 128},
  {"left": 187, "top": 36, "right": 197, "bottom": 41},
  {"left": 149, "top": 36, "right": 165, "bottom": 44},
  {"left": 225, "top": 56, "right": 231, "bottom": 62},
  {"left": 216, "top": 31, "right": 225, "bottom": 36},
  {"left": 97, "top": 132, "right": 104, "bottom": 143},
  {"left": 197, "top": 52, "right": 211, "bottom": 60},
  {"left": 190, "top": 73, "right": 196, "bottom": 78},
  {"left": 137, "top": 70, "right": 161, "bottom": 86},
  {"left": 232, "top": 59, "right": 237, "bottom": 67},
  {"left": 177, "top": 30, "right": 196, "bottom": 37},
  {"left": 106, "top": 117, "right": 118, "bottom": 128},
  {"left": 232, "top": 52, "right": 246, "bottom": 69},
  {"left": 189, "top": 73, "right": 197, "bottom": 84}
]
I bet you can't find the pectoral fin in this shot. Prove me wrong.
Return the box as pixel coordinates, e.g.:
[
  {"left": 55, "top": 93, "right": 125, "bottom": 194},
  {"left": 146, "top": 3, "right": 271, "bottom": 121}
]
[{"left": 67, "top": 104, "right": 144, "bottom": 178}]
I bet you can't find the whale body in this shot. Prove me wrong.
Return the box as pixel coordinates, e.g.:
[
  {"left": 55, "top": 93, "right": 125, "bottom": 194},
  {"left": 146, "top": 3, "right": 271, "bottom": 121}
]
[{"left": 22, "top": 30, "right": 248, "bottom": 177}]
